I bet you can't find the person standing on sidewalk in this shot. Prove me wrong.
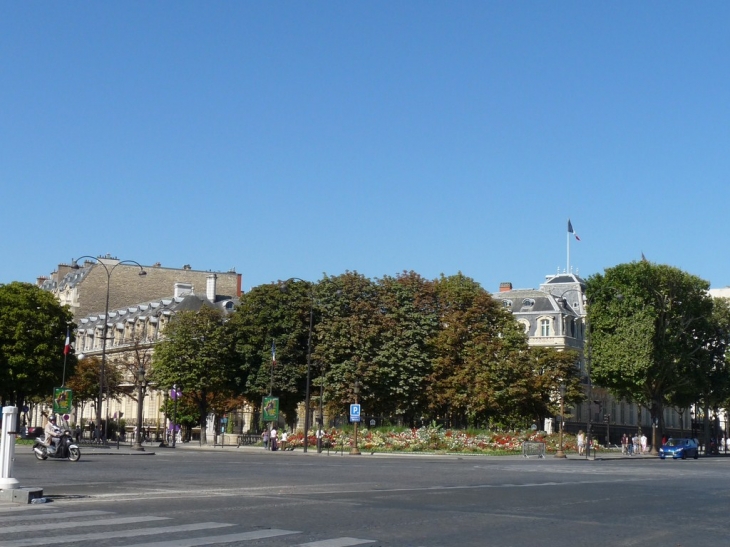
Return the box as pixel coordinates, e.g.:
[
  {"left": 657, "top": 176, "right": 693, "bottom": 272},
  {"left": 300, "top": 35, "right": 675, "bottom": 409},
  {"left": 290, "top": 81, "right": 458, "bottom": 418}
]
[
  {"left": 262, "top": 429, "right": 270, "bottom": 450},
  {"left": 621, "top": 433, "right": 629, "bottom": 455},
  {"left": 270, "top": 426, "right": 278, "bottom": 451},
  {"left": 577, "top": 430, "right": 585, "bottom": 456}
]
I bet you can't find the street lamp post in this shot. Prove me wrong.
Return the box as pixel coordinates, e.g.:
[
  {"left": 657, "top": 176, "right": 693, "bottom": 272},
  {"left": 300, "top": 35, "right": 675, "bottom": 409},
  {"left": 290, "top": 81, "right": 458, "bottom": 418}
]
[
  {"left": 132, "top": 364, "right": 146, "bottom": 451},
  {"left": 317, "top": 370, "right": 325, "bottom": 453},
  {"left": 71, "top": 256, "right": 146, "bottom": 442},
  {"left": 555, "top": 383, "right": 566, "bottom": 458},
  {"left": 170, "top": 385, "right": 181, "bottom": 448},
  {"left": 282, "top": 278, "right": 315, "bottom": 453}
]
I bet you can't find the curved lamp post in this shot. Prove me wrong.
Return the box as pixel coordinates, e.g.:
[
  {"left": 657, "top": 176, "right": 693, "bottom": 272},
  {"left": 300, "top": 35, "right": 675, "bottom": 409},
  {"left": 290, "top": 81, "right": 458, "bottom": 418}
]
[
  {"left": 71, "top": 256, "right": 147, "bottom": 442},
  {"left": 281, "top": 278, "right": 315, "bottom": 453}
]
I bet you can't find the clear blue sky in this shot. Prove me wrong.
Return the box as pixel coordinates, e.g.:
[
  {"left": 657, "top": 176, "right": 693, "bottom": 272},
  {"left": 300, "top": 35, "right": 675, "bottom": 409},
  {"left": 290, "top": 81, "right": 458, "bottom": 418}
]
[{"left": 2, "top": 2, "right": 728, "bottom": 293}]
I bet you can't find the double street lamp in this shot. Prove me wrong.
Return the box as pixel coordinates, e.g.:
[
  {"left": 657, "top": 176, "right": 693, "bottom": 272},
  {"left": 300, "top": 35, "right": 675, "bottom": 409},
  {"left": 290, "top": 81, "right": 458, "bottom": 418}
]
[{"left": 71, "top": 256, "right": 146, "bottom": 442}]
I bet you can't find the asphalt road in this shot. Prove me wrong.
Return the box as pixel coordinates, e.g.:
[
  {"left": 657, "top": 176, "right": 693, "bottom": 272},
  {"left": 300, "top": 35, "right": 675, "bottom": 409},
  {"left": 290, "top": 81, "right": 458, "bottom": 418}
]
[{"left": 2, "top": 445, "right": 728, "bottom": 546}]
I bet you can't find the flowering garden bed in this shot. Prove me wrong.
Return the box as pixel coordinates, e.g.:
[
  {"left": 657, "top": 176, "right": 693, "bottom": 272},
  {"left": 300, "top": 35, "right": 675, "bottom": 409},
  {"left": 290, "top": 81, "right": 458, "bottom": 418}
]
[{"left": 281, "top": 425, "right": 590, "bottom": 455}]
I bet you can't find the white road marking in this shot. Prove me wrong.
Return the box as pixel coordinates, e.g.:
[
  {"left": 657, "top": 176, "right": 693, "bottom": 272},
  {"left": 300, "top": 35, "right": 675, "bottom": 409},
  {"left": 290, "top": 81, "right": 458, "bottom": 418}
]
[
  {"left": 0, "top": 522, "right": 233, "bottom": 547},
  {"left": 296, "top": 538, "right": 377, "bottom": 547},
  {"left": 117, "top": 528, "right": 299, "bottom": 546},
  {"left": 0, "top": 516, "right": 168, "bottom": 534}
]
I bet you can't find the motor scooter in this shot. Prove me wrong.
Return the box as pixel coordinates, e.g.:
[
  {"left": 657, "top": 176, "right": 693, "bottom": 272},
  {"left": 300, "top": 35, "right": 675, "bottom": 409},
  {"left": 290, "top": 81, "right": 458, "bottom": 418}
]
[{"left": 33, "top": 430, "right": 81, "bottom": 462}]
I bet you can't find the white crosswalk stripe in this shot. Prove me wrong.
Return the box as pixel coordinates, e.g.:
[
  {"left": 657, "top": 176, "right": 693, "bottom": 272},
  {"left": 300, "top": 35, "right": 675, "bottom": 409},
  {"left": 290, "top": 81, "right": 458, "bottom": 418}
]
[
  {"left": 1, "top": 522, "right": 235, "bottom": 547},
  {"left": 0, "top": 508, "right": 377, "bottom": 547},
  {"left": 0, "top": 515, "right": 168, "bottom": 534},
  {"left": 296, "top": 539, "right": 376, "bottom": 547},
  {"left": 0, "top": 510, "right": 112, "bottom": 523},
  {"left": 119, "top": 528, "right": 300, "bottom": 546}
]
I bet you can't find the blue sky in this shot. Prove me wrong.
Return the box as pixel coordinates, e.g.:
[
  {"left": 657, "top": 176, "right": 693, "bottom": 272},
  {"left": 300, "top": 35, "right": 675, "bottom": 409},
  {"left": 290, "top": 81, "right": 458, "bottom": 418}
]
[{"left": 2, "top": 2, "right": 728, "bottom": 293}]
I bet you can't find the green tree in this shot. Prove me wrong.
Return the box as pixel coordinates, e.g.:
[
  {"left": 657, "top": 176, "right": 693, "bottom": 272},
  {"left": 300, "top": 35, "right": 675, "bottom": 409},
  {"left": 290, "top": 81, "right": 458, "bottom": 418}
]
[
  {"left": 369, "top": 272, "right": 439, "bottom": 423},
  {"left": 587, "top": 261, "right": 714, "bottom": 453},
  {"left": 149, "top": 306, "right": 237, "bottom": 445},
  {"left": 229, "top": 281, "right": 313, "bottom": 427},
  {"left": 65, "top": 355, "right": 123, "bottom": 420},
  {"left": 426, "top": 273, "right": 530, "bottom": 428},
  {"left": 679, "top": 296, "right": 730, "bottom": 449},
  {"left": 523, "top": 347, "right": 584, "bottom": 427},
  {"left": 313, "top": 272, "right": 384, "bottom": 421},
  {"left": 0, "top": 282, "right": 75, "bottom": 410}
]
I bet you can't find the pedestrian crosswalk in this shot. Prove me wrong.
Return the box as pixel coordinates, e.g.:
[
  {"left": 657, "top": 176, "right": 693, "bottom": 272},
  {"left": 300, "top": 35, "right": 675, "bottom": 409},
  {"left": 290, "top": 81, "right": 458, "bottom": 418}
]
[{"left": 0, "top": 506, "right": 376, "bottom": 547}]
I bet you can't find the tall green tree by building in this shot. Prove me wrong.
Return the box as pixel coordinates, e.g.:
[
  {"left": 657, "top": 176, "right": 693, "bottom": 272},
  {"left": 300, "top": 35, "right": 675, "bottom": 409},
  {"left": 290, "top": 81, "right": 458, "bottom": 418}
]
[{"left": 587, "top": 261, "right": 714, "bottom": 453}]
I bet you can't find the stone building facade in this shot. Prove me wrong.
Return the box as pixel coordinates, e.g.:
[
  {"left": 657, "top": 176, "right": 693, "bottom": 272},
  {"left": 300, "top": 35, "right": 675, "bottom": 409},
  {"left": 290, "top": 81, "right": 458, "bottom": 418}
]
[{"left": 38, "top": 256, "right": 247, "bottom": 441}]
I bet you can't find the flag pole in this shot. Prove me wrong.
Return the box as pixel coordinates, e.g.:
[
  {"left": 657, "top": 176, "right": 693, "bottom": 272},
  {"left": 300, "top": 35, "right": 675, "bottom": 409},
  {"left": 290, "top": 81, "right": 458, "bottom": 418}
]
[
  {"left": 62, "top": 326, "right": 70, "bottom": 387},
  {"left": 567, "top": 220, "right": 570, "bottom": 274}
]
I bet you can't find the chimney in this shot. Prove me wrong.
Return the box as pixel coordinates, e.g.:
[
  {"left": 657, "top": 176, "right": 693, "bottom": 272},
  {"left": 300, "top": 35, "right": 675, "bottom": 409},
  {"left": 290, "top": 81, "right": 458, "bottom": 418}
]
[
  {"left": 206, "top": 274, "right": 217, "bottom": 302},
  {"left": 499, "top": 282, "right": 513, "bottom": 293},
  {"left": 174, "top": 282, "right": 193, "bottom": 298},
  {"left": 56, "top": 263, "right": 72, "bottom": 281}
]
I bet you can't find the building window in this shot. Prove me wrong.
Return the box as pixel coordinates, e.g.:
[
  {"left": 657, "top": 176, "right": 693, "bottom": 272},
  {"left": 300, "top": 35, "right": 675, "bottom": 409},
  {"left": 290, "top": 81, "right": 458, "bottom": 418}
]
[
  {"left": 502, "top": 300, "right": 512, "bottom": 308},
  {"left": 540, "top": 318, "right": 551, "bottom": 337}
]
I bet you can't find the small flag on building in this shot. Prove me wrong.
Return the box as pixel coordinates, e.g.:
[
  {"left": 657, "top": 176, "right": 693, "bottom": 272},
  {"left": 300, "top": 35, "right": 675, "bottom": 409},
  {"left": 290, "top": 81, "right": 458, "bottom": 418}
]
[{"left": 568, "top": 219, "right": 581, "bottom": 241}]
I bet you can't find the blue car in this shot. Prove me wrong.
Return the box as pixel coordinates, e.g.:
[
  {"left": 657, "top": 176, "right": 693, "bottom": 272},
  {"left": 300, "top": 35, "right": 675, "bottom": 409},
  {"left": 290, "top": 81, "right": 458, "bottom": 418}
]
[{"left": 659, "top": 438, "right": 699, "bottom": 460}]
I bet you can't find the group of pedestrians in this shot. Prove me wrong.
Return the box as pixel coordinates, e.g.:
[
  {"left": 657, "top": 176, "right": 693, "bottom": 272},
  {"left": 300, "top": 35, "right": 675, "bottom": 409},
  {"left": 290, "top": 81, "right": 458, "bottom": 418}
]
[
  {"left": 261, "top": 426, "right": 288, "bottom": 451},
  {"left": 621, "top": 432, "right": 648, "bottom": 455}
]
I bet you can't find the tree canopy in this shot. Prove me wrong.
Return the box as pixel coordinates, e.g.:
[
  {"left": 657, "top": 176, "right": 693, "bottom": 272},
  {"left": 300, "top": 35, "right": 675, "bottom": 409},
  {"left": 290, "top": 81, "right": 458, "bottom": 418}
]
[
  {"left": 587, "top": 261, "right": 714, "bottom": 449},
  {"left": 0, "top": 282, "right": 75, "bottom": 408},
  {"left": 149, "top": 306, "right": 237, "bottom": 444}
]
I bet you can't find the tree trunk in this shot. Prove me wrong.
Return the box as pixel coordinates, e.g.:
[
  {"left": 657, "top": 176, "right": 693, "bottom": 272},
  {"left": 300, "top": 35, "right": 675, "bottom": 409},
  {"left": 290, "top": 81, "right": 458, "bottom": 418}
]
[{"left": 198, "top": 390, "right": 208, "bottom": 445}]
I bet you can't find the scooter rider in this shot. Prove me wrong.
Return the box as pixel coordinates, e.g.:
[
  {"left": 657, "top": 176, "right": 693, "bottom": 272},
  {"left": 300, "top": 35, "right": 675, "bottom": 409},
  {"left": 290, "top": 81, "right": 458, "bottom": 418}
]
[{"left": 44, "top": 415, "right": 63, "bottom": 453}]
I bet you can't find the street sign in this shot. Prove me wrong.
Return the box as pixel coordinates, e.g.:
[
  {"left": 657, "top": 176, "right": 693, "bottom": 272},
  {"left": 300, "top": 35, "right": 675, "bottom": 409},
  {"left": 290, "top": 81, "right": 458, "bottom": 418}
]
[{"left": 350, "top": 403, "right": 361, "bottom": 422}]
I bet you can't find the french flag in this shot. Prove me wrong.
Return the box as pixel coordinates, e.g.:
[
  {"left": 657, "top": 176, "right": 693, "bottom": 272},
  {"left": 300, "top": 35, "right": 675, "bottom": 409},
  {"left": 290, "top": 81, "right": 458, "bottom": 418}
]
[
  {"left": 568, "top": 219, "right": 581, "bottom": 241},
  {"left": 64, "top": 327, "right": 71, "bottom": 355}
]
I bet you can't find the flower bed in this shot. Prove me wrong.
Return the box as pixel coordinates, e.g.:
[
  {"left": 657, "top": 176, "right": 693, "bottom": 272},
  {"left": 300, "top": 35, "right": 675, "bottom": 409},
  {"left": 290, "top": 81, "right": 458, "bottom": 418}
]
[{"left": 282, "top": 425, "right": 588, "bottom": 455}]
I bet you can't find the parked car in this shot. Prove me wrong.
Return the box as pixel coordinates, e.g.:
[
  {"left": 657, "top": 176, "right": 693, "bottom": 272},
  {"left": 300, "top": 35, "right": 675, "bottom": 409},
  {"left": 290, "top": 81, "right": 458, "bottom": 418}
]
[{"left": 659, "top": 438, "right": 699, "bottom": 460}]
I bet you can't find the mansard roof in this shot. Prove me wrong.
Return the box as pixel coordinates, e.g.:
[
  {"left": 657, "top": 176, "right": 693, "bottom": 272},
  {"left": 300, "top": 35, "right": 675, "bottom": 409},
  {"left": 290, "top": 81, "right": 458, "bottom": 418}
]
[
  {"left": 76, "top": 293, "right": 236, "bottom": 332},
  {"left": 494, "top": 287, "right": 580, "bottom": 317}
]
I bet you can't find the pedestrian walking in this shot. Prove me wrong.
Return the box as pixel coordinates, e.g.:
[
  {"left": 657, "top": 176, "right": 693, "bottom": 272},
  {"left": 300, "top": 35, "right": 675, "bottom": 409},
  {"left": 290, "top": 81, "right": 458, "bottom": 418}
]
[
  {"left": 262, "top": 429, "right": 270, "bottom": 450},
  {"left": 280, "top": 430, "right": 288, "bottom": 451},
  {"left": 621, "top": 433, "right": 629, "bottom": 455}
]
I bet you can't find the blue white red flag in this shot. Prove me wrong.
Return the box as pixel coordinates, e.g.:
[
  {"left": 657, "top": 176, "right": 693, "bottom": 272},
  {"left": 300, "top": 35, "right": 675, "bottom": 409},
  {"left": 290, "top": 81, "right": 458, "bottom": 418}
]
[{"left": 568, "top": 219, "right": 581, "bottom": 241}]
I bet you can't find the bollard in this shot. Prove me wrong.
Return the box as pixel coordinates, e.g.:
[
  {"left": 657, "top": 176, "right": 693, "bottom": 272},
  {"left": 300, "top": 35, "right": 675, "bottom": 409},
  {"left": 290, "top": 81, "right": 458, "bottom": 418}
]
[{"left": 0, "top": 406, "right": 20, "bottom": 490}]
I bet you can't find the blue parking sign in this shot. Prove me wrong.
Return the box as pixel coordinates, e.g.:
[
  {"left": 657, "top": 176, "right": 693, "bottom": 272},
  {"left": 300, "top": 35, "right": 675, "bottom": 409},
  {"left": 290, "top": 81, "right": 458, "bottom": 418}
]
[{"left": 350, "top": 404, "right": 361, "bottom": 422}]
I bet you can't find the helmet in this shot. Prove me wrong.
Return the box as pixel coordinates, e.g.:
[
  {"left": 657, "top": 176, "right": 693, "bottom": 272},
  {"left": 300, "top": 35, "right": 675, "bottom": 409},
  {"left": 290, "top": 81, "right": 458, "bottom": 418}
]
[{"left": 49, "top": 416, "right": 56, "bottom": 423}]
